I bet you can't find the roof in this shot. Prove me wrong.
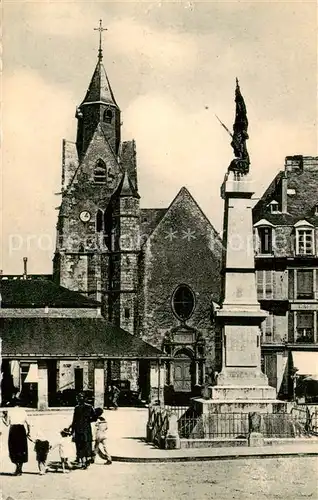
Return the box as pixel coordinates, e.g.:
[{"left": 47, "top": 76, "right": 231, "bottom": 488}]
[
  {"left": 252, "top": 171, "right": 284, "bottom": 222},
  {"left": 81, "top": 58, "right": 118, "bottom": 108},
  {"left": 1, "top": 318, "right": 164, "bottom": 359},
  {"left": 115, "top": 170, "right": 139, "bottom": 198},
  {"left": 285, "top": 169, "right": 318, "bottom": 219},
  {"left": 0, "top": 278, "right": 101, "bottom": 308},
  {"left": 253, "top": 165, "right": 318, "bottom": 226},
  {"left": 140, "top": 208, "right": 167, "bottom": 239}
]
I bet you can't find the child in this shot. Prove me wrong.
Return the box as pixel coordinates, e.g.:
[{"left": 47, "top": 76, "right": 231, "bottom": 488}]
[
  {"left": 52, "top": 428, "right": 74, "bottom": 473},
  {"left": 33, "top": 431, "right": 51, "bottom": 475},
  {"left": 91, "top": 408, "right": 112, "bottom": 465}
]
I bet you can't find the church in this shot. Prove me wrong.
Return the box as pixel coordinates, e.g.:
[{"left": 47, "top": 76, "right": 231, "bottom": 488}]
[
  {"left": 52, "top": 31, "right": 222, "bottom": 402},
  {"left": 1, "top": 29, "right": 222, "bottom": 408}
]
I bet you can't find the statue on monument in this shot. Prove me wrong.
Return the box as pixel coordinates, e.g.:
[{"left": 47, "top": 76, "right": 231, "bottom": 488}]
[{"left": 228, "top": 78, "right": 250, "bottom": 175}]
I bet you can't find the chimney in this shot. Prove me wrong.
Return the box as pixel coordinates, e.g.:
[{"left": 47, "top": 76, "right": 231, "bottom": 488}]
[
  {"left": 281, "top": 172, "right": 288, "bottom": 213},
  {"left": 23, "top": 257, "right": 28, "bottom": 280}
]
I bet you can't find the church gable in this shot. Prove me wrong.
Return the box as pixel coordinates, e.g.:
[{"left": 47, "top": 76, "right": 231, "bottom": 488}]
[
  {"left": 145, "top": 187, "right": 221, "bottom": 253},
  {"left": 139, "top": 187, "right": 222, "bottom": 365}
]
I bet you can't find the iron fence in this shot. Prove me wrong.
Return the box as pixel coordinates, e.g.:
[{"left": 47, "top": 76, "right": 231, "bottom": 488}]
[
  {"left": 179, "top": 411, "right": 249, "bottom": 439},
  {"left": 147, "top": 404, "right": 318, "bottom": 446}
]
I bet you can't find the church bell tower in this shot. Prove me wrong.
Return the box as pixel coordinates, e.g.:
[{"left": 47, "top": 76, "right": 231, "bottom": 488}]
[
  {"left": 76, "top": 20, "right": 121, "bottom": 159},
  {"left": 53, "top": 21, "right": 140, "bottom": 335}
]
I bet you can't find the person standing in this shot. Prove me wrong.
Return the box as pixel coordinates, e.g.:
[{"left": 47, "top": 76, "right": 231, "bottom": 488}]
[
  {"left": 111, "top": 384, "right": 120, "bottom": 410},
  {"left": 3, "top": 397, "right": 31, "bottom": 476},
  {"left": 91, "top": 408, "right": 112, "bottom": 465},
  {"left": 70, "top": 393, "right": 96, "bottom": 469}
]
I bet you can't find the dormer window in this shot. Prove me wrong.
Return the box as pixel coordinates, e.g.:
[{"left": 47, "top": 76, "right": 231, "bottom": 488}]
[
  {"left": 103, "top": 109, "right": 113, "bottom": 124},
  {"left": 94, "top": 159, "right": 107, "bottom": 184},
  {"left": 254, "top": 219, "right": 274, "bottom": 255},
  {"left": 294, "top": 221, "right": 315, "bottom": 255},
  {"left": 268, "top": 200, "right": 279, "bottom": 214}
]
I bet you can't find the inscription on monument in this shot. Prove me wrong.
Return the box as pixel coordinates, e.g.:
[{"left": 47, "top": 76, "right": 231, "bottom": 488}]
[{"left": 225, "top": 327, "right": 257, "bottom": 367}]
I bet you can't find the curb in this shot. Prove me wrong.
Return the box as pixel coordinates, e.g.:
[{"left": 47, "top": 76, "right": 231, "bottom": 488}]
[{"left": 111, "top": 450, "right": 318, "bottom": 463}]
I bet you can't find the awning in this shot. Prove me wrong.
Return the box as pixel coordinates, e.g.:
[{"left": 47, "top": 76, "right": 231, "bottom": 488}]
[
  {"left": 292, "top": 351, "right": 318, "bottom": 376},
  {"left": 25, "top": 363, "right": 38, "bottom": 383}
]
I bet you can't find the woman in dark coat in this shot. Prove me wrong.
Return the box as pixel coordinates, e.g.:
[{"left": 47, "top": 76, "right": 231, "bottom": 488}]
[
  {"left": 3, "top": 397, "right": 31, "bottom": 475},
  {"left": 70, "top": 393, "right": 96, "bottom": 469}
]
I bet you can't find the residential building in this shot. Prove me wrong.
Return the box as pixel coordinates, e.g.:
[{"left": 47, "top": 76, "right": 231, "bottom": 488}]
[{"left": 253, "top": 155, "right": 318, "bottom": 400}]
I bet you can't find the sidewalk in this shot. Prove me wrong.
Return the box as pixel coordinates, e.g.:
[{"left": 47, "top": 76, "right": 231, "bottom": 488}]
[{"left": 1, "top": 407, "right": 318, "bottom": 464}]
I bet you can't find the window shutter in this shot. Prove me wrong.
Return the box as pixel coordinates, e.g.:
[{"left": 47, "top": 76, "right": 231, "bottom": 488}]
[
  {"left": 288, "top": 270, "right": 294, "bottom": 300},
  {"left": 287, "top": 312, "right": 294, "bottom": 342},
  {"left": 256, "top": 271, "right": 264, "bottom": 298},
  {"left": 265, "top": 270, "right": 273, "bottom": 298},
  {"left": 297, "top": 312, "right": 314, "bottom": 328},
  {"left": 297, "top": 270, "right": 313, "bottom": 298}
]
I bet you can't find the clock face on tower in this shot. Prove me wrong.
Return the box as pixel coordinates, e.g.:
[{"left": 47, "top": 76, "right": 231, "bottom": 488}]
[{"left": 79, "top": 210, "right": 91, "bottom": 223}]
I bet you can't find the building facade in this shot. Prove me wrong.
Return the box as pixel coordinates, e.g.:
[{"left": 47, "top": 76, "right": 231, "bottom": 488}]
[
  {"left": 52, "top": 42, "right": 222, "bottom": 402},
  {"left": 253, "top": 155, "right": 318, "bottom": 400}
]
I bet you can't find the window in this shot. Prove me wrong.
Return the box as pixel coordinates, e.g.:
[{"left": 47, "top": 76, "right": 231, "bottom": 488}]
[
  {"left": 257, "top": 227, "right": 273, "bottom": 254},
  {"left": 256, "top": 270, "right": 273, "bottom": 299},
  {"left": 94, "top": 160, "right": 107, "bottom": 184},
  {"left": 263, "top": 312, "right": 274, "bottom": 340},
  {"left": 296, "top": 229, "right": 314, "bottom": 255},
  {"left": 124, "top": 308, "right": 130, "bottom": 319},
  {"left": 296, "top": 312, "right": 314, "bottom": 343},
  {"left": 172, "top": 284, "right": 195, "bottom": 322},
  {"left": 103, "top": 109, "right": 113, "bottom": 124},
  {"left": 96, "top": 209, "right": 103, "bottom": 232},
  {"left": 296, "top": 269, "right": 314, "bottom": 299},
  {"left": 268, "top": 201, "right": 279, "bottom": 214}
]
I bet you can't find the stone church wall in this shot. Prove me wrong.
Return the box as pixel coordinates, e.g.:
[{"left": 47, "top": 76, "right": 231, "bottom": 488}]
[{"left": 138, "top": 188, "right": 223, "bottom": 375}]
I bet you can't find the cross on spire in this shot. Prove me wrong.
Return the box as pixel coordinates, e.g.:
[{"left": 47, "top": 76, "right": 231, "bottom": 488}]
[{"left": 94, "top": 19, "right": 107, "bottom": 61}]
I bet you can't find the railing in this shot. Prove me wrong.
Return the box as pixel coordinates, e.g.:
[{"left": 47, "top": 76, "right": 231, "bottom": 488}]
[
  {"left": 147, "top": 404, "right": 172, "bottom": 447},
  {"left": 291, "top": 405, "right": 318, "bottom": 436},
  {"left": 179, "top": 411, "right": 249, "bottom": 439},
  {"left": 147, "top": 404, "right": 318, "bottom": 448}
]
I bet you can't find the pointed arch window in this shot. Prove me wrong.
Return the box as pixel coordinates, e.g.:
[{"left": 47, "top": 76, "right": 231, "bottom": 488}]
[
  {"left": 103, "top": 109, "right": 113, "bottom": 124},
  {"left": 94, "top": 160, "right": 107, "bottom": 184}
]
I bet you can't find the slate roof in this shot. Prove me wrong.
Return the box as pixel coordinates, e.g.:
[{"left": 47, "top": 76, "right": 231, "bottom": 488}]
[
  {"left": 1, "top": 318, "right": 164, "bottom": 359},
  {"left": 0, "top": 278, "right": 101, "bottom": 308},
  {"left": 253, "top": 165, "right": 318, "bottom": 226},
  {"left": 115, "top": 170, "right": 139, "bottom": 198},
  {"left": 81, "top": 58, "right": 118, "bottom": 107},
  {"left": 140, "top": 208, "right": 167, "bottom": 239}
]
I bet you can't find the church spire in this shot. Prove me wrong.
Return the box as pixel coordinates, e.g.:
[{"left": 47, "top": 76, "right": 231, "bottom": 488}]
[
  {"left": 80, "top": 20, "right": 119, "bottom": 108},
  {"left": 76, "top": 20, "right": 121, "bottom": 157}
]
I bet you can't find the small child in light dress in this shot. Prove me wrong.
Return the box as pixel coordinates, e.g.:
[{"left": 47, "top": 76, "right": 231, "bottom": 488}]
[
  {"left": 55, "top": 428, "right": 74, "bottom": 473},
  {"left": 91, "top": 408, "right": 112, "bottom": 465}
]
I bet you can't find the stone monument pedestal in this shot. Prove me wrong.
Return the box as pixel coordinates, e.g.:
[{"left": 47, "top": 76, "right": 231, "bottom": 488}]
[{"left": 194, "top": 170, "right": 287, "bottom": 417}]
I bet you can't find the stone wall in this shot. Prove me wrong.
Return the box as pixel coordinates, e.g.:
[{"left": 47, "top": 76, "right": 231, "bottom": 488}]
[{"left": 138, "top": 188, "right": 222, "bottom": 374}]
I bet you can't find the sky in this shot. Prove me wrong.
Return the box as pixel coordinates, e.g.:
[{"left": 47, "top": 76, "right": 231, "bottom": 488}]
[{"left": 1, "top": 0, "right": 317, "bottom": 274}]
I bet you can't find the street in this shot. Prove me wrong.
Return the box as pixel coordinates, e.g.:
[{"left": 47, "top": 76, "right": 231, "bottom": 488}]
[
  {"left": 1, "top": 456, "right": 317, "bottom": 500},
  {"left": 1, "top": 409, "right": 317, "bottom": 499}
]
